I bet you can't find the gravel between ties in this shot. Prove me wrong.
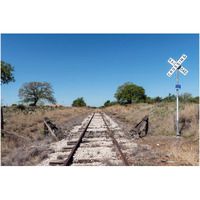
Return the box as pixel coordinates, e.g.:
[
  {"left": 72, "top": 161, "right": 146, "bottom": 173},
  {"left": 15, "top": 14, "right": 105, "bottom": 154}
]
[{"left": 39, "top": 112, "right": 138, "bottom": 166}]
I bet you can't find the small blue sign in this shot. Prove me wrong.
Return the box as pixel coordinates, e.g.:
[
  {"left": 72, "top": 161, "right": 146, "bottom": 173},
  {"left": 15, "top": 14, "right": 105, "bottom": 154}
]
[{"left": 176, "top": 85, "right": 181, "bottom": 89}]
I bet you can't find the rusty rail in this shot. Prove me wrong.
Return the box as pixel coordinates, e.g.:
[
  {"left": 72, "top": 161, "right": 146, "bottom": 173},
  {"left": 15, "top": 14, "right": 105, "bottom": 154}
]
[
  {"left": 63, "top": 113, "right": 95, "bottom": 166},
  {"left": 100, "top": 112, "right": 129, "bottom": 166}
]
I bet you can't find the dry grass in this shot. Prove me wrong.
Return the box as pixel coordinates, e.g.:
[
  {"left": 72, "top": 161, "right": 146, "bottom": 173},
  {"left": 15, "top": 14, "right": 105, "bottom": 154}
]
[
  {"left": 3, "top": 106, "right": 91, "bottom": 138},
  {"left": 170, "top": 142, "right": 199, "bottom": 166},
  {"left": 179, "top": 104, "right": 199, "bottom": 139},
  {"left": 103, "top": 102, "right": 199, "bottom": 166},
  {"left": 104, "top": 102, "right": 199, "bottom": 139},
  {"left": 1, "top": 106, "right": 92, "bottom": 160}
]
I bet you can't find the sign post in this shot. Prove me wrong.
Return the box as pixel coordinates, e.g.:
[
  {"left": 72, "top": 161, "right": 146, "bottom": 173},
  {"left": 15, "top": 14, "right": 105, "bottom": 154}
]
[
  {"left": 167, "top": 54, "right": 188, "bottom": 136},
  {"left": 176, "top": 65, "right": 179, "bottom": 136}
]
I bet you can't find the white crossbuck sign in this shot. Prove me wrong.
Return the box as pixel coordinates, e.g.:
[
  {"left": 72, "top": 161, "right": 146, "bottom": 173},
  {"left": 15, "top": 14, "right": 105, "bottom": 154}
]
[{"left": 167, "top": 54, "right": 189, "bottom": 77}]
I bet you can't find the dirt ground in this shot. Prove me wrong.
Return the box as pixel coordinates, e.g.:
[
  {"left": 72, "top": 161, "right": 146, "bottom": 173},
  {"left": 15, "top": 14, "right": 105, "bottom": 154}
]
[{"left": 136, "top": 136, "right": 199, "bottom": 166}]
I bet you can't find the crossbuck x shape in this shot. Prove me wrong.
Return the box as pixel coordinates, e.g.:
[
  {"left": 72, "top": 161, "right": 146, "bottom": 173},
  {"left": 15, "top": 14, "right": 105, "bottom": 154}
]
[{"left": 167, "top": 54, "right": 189, "bottom": 77}]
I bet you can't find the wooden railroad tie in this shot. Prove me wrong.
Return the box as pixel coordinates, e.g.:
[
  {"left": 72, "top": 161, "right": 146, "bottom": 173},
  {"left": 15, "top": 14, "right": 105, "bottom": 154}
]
[
  {"left": 1, "top": 129, "right": 26, "bottom": 140},
  {"left": 49, "top": 159, "right": 101, "bottom": 165},
  {"left": 130, "top": 115, "right": 149, "bottom": 137},
  {"left": 44, "top": 117, "right": 58, "bottom": 141}
]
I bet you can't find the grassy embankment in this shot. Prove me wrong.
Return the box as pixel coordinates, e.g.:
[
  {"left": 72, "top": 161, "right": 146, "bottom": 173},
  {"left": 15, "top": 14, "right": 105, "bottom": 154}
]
[
  {"left": 1, "top": 106, "right": 92, "bottom": 160},
  {"left": 103, "top": 102, "right": 199, "bottom": 166}
]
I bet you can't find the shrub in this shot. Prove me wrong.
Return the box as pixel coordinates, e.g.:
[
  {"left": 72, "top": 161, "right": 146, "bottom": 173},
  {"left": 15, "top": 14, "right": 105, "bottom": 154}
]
[
  {"left": 72, "top": 97, "right": 86, "bottom": 107},
  {"left": 163, "top": 93, "right": 176, "bottom": 102},
  {"left": 29, "top": 103, "right": 36, "bottom": 106},
  {"left": 17, "top": 104, "right": 25, "bottom": 110},
  {"left": 40, "top": 129, "right": 45, "bottom": 135},
  {"left": 104, "top": 100, "right": 118, "bottom": 107},
  {"left": 186, "top": 97, "right": 199, "bottom": 104}
]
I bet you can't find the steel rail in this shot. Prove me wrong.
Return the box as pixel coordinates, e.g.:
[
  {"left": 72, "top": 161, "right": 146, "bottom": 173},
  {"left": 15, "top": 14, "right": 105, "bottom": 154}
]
[
  {"left": 63, "top": 113, "right": 95, "bottom": 166},
  {"left": 100, "top": 112, "right": 129, "bottom": 166}
]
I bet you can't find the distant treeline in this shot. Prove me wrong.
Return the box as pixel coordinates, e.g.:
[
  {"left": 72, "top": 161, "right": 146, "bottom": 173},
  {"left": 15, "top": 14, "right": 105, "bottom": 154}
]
[
  {"left": 147, "top": 93, "right": 199, "bottom": 104},
  {"left": 101, "top": 92, "right": 199, "bottom": 108},
  {"left": 99, "top": 81, "right": 199, "bottom": 108},
  {"left": 99, "top": 82, "right": 199, "bottom": 108}
]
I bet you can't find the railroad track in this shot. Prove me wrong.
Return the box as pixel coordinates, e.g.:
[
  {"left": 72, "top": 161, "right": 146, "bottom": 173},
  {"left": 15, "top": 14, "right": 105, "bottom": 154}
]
[{"left": 47, "top": 112, "right": 129, "bottom": 166}]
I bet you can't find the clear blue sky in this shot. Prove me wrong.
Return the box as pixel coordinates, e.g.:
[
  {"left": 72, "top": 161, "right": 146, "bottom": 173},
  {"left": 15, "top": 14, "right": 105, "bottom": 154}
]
[{"left": 1, "top": 34, "right": 199, "bottom": 107}]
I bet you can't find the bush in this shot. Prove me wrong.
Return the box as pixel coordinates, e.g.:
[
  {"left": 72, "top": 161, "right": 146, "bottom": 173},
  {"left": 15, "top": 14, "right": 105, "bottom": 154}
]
[
  {"left": 163, "top": 93, "right": 176, "bottom": 102},
  {"left": 88, "top": 106, "right": 97, "bottom": 109},
  {"left": 11, "top": 104, "right": 17, "bottom": 106},
  {"left": 146, "top": 97, "right": 153, "bottom": 104},
  {"left": 186, "top": 97, "right": 199, "bottom": 104},
  {"left": 17, "top": 104, "right": 25, "bottom": 110},
  {"left": 104, "top": 100, "right": 118, "bottom": 107},
  {"left": 72, "top": 97, "right": 86, "bottom": 107},
  {"left": 40, "top": 129, "right": 45, "bottom": 135},
  {"left": 179, "top": 93, "right": 199, "bottom": 104},
  {"left": 154, "top": 96, "right": 162, "bottom": 103},
  {"left": 29, "top": 103, "right": 36, "bottom": 106}
]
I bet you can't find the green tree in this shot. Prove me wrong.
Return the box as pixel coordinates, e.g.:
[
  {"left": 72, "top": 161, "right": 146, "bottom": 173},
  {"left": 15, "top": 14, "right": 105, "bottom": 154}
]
[
  {"left": 104, "top": 100, "right": 111, "bottom": 107},
  {"left": 153, "top": 96, "right": 162, "bottom": 103},
  {"left": 72, "top": 97, "right": 86, "bottom": 107},
  {"left": 1, "top": 61, "right": 15, "bottom": 84},
  {"left": 163, "top": 93, "right": 176, "bottom": 102},
  {"left": 187, "top": 96, "right": 199, "bottom": 103},
  {"left": 114, "top": 82, "right": 146, "bottom": 104},
  {"left": 18, "top": 82, "right": 56, "bottom": 106},
  {"left": 146, "top": 96, "right": 162, "bottom": 104},
  {"left": 179, "top": 92, "right": 192, "bottom": 102},
  {"left": 103, "top": 100, "right": 118, "bottom": 107},
  {"left": 145, "top": 96, "right": 153, "bottom": 104}
]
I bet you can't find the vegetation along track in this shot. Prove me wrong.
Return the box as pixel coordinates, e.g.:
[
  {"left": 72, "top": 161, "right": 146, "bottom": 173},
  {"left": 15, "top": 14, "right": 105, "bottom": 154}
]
[{"left": 39, "top": 112, "right": 131, "bottom": 166}]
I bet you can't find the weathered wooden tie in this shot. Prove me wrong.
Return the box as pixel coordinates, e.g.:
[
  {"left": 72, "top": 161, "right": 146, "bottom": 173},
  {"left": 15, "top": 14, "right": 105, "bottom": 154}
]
[
  {"left": 44, "top": 117, "right": 58, "bottom": 141},
  {"left": 1, "top": 130, "right": 26, "bottom": 140},
  {"left": 130, "top": 115, "right": 149, "bottom": 137}
]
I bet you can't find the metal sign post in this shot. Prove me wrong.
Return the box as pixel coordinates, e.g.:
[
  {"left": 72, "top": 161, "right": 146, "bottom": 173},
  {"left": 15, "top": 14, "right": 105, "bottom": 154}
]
[
  {"left": 176, "top": 67, "right": 179, "bottom": 136},
  {"left": 167, "top": 54, "right": 189, "bottom": 136}
]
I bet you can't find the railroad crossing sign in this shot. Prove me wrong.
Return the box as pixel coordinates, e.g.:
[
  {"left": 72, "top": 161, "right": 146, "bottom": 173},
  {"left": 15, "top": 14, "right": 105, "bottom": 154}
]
[
  {"left": 167, "top": 54, "right": 188, "bottom": 77},
  {"left": 167, "top": 54, "right": 189, "bottom": 136}
]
